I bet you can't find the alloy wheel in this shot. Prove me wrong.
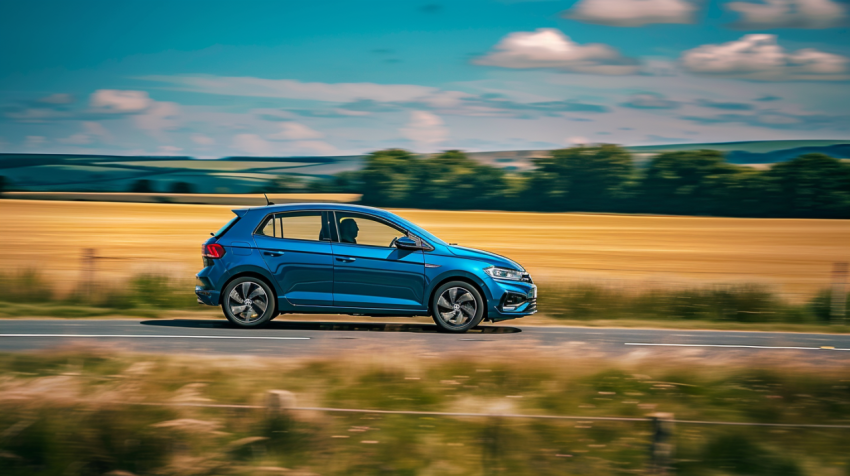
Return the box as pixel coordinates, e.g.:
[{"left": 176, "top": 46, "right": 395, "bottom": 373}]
[
  {"left": 227, "top": 281, "right": 269, "bottom": 324},
  {"left": 436, "top": 286, "right": 477, "bottom": 327}
]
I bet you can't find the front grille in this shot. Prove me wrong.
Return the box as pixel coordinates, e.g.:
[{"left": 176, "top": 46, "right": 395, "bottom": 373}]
[{"left": 526, "top": 297, "right": 537, "bottom": 313}]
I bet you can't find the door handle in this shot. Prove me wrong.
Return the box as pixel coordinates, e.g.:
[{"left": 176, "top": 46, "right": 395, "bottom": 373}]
[
  {"left": 263, "top": 251, "right": 284, "bottom": 257},
  {"left": 336, "top": 256, "right": 356, "bottom": 262}
]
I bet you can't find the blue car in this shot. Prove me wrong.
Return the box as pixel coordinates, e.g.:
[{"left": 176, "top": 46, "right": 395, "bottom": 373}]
[{"left": 196, "top": 203, "right": 536, "bottom": 332}]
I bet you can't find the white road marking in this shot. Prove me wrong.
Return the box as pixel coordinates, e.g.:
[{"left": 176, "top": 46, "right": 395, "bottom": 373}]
[
  {"left": 625, "top": 343, "right": 848, "bottom": 351},
  {"left": 0, "top": 334, "right": 310, "bottom": 340}
]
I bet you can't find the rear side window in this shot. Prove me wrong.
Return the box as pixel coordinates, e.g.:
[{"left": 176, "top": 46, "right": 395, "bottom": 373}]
[
  {"left": 256, "top": 211, "right": 330, "bottom": 242},
  {"left": 214, "top": 216, "right": 240, "bottom": 238}
]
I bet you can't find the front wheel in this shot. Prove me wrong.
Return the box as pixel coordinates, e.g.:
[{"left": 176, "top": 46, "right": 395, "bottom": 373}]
[
  {"left": 222, "top": 277, "right": 276, "bottom": 328},
  {"left": 431, "top": 281, "right": 485, "bottom": 333}
]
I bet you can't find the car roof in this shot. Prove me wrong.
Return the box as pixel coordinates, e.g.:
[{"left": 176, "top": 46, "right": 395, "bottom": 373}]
[
  {"left": 234, "top": 202, "right": 392, "bottom": 217},
  {"left": 232, "top": 202, "right": 448, "bottom": 247}
]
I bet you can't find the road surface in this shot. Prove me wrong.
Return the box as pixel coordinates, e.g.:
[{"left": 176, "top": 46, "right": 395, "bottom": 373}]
[{"left": 1, "top": 319, "right": 849, "bottom": 365}]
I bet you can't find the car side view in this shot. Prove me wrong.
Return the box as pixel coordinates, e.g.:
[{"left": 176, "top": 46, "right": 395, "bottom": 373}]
[{"left": 196, "top": 203, "right": 536, "bottom": 332}]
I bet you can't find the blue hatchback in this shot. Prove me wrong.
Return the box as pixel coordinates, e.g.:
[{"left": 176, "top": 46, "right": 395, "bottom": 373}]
[{"left": 196, "top": 203, "right": 536, "bottom": 332}]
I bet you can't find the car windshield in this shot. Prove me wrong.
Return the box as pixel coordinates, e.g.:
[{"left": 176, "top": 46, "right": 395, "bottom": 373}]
[{"left": 388, "top": 213, "right": 446, "bottom": 246}]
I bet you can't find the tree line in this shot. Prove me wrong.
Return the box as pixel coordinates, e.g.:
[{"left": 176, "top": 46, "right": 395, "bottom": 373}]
[{"left": 285, "top": 146, "right": 850, "bottom": 218}]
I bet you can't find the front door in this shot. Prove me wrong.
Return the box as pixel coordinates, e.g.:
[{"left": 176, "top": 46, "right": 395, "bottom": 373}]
[
  {"left": 253, "top": 210, "right": 334, "bottom": 307},
  {"left": 331, "top": 211, "right": 426, "bottom": 311}
]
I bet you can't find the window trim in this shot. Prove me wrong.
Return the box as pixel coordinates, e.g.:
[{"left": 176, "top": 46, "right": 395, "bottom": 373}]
[{"left": 252, "top": 209, "right": 333, "bottom": 244}]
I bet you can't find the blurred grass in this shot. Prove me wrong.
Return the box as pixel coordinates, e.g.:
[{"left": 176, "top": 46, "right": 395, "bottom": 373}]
[
  {"left": 538, "top": 283, "right": 850, "bottom": 325},
  {"left": 0, "top": 270, "right": 196, "bottom": 318},
  {"left": 1, "top": 351, "right": 849, "bottom": 475},
  {"left": 2, "top": 271, "right": 850, "bottom": 329}
]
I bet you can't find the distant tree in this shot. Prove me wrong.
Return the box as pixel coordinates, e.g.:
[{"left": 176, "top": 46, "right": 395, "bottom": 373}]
[
  {"left": 762, "top": 153, "right": 850, "bottom": 218},
  {"left": 169, "top": 181, "right": 195, "bottom": 194},
  {"left": 266, "top": 175, "right": 307, "bottom": 193},
  {"left": 129, "top": 179, "right": 155, "bottom": 193},
  {"left": 525, "top": 144, "right": 634, "bottom": 211},
  {"left": 413, "top": 150, "right": 508, "bottom": 209},
  {"left": 359, "top": 149, "right": 420, "bottom": 206},
  {"left": 639, "top": 150, "right": 747, "bottom": 215}
]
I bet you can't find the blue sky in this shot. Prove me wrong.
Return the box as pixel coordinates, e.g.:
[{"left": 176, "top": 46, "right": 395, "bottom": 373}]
[{"left": 1, "top": 0, "right": 848, "bottom": 157}]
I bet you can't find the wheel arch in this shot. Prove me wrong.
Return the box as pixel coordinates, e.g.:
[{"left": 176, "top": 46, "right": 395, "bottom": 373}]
[
  {"left": 220, "top": 270, "right": 279, "bottom": 315},
  {"left": 427, "top": 274, "right": 489, "bottom": 318}
]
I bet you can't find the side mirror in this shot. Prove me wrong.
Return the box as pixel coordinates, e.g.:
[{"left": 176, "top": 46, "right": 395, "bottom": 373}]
[{"left": 395, "top": 236, "right": 421, "bottom": 250}]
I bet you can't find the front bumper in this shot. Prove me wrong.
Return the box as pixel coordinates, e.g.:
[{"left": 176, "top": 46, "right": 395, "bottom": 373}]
[{"left": 485, "top": 278, "right": 537, "bottom": 322}]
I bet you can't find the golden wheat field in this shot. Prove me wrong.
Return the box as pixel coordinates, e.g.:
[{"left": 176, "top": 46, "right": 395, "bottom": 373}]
[{"left": 1, "top": 199, "right": 849, "bottom": 298}]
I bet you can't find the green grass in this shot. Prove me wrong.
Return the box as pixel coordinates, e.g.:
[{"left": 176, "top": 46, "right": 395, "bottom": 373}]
[
  {"left": 1, "top": 351, "right": 850, "bottom": 475},
  {"left": 3, "top": 271, "right": 850, "bottom": 335},
  {"left": 538, "top": 283, "right": 849, "bottom": 325},
  {"left": 0, "top": 270, "right": 197, "bottom": 317}
]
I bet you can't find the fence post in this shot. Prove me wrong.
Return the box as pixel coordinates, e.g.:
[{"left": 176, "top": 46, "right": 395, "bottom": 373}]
[
  {"left": 265, "top": 390, "right": 296, "bottom": 416},
  {"left": 832, "top": 262, "right": 848, "bottom": 324},
  {"left": 81, "top": 248, "right": 96, "bottom": 298},
  {"left": 648, "top": 412, "right": 674, "bottom": 475}
]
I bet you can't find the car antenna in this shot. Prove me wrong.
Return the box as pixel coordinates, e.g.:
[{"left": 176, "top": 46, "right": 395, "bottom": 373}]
[{"left": 263, "top": 193, "right": 275, "bottom": 206}]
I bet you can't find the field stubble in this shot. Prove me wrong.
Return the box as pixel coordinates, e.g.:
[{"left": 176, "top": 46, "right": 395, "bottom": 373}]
[{"left": 1, "top": 199, "right": 848, "bottom": 301}]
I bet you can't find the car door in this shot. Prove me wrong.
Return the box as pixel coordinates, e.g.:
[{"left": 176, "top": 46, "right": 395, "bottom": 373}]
[
  {"left": 330, "top": 211, "right": 427, "bottom": 311},
  {"left": 253, "top": 210, "right": 335, "bottom": 307}
]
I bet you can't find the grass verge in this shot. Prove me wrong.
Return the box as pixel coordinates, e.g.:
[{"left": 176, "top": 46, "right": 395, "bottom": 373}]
[
  {"left": 1, "top": 350, "right": 849, "bottom": 475},
  {"left": 3, "top": 271, "right": 850, "bottom": 334}
]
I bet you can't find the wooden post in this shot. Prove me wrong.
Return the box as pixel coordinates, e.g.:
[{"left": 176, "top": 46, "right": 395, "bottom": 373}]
[
  {"left": 832, "top": 262, "right": 848, "bottom": 324},
  {"left": 648, "top": 412, "right": 674, "bottom": 475},
  {"left": 265, "top": 390, "right": 296, "bottom": 416},
  {"left": 81, "top": 248, "right": 96, "bottom": 299}
]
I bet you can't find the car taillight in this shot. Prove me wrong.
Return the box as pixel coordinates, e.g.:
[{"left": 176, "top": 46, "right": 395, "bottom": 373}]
[{"left": 203, "top": 243, "right": 226, "bottom": 259}]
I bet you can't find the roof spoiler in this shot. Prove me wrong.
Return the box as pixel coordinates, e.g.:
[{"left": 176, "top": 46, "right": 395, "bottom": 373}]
[{"left": 232, "top": 208, "right": 249, "bottom": 217}]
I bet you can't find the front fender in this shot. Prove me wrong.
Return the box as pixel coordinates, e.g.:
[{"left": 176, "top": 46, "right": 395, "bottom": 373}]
[{"left": 424, "top": 268, "right": 493, "bottom": 308}]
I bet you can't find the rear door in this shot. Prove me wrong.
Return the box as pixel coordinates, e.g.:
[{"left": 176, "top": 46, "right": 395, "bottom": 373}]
[
  {"left": 253, "top": 210, "right": 335, "bottom": 307},
  {"left": 330, "top": 211, "right": 426, "bottom": 311}
]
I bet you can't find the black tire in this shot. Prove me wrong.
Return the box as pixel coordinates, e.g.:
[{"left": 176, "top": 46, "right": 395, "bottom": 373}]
[
  {"left": 221, "top": 276, "right": 276, "bottom": 328},
  {"left": 431, "top": 280, "right": 485, "bottom": 333}
]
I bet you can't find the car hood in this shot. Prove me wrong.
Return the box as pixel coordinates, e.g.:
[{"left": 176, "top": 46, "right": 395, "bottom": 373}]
[{"left": 447, "top": 245, "right": 525, "bottom": 272}]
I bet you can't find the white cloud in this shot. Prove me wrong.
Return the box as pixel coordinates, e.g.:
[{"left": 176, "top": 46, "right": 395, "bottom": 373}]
[
  {"left": 25, "top": 136, "right": 47, "bottom": 147},
  {"left": 563, "top": 0, "right": 697, "bottom": 26},
  {"left": 621, "top": 93, "right": 680, "bottom": 109},
  {"left": 290, "top": 140, "right": 340, "bottom": 155},
  {"left": 89, "top": 90, "right": 152, "bottom": 113},
  {"left": 140, "top": 75, "right": 452, "bottom": 103},
  {"left": 191, "top": 133, "right": 216, "bottom": 146},
  {"left": 38, "top": 93, "right": 75, "bottom": 105},
  {"left": 157, "top": 145, "right": 183, "bottom": 155},
  {"left": 83, "top": 122, "right": 112, "bottom": 142},
  {"left": 268, "top": 122, "right": 324, "bottom": 140},
  {"left": 680, "top": 34, "right": 850, "bottom": 81},
  {"left": 727, "top": 0, "right": 847, "bottom": 29},
  {"left": 58, "top": 133, "right": 92, "bottom": 145},
  {"left": 332, "top": 108, "right": 371, "bottom": 116},
  {"left": 400, "top": 111, "right": 449, "bottom": 150},
  {"left": 232, "top": 133, "right": 275, "bottom": 156},
  {"left": 473, "top": 29, "right": 640, "bottom": 75},
  {"left": 133, "top": 101, "right": 180, "bottom": 140}
]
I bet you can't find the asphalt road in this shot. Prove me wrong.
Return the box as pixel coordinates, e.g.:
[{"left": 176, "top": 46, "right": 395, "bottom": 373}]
[{"left": 1, "top": 319, "right": 850, "bottom": 365}]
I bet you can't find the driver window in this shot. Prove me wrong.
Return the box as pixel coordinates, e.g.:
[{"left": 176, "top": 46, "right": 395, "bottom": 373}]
[{"left": 335, "top": 212, "right": 405, "bottom": 247}]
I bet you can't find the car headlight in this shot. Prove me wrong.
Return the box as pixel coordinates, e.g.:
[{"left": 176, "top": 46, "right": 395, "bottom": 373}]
[{"left": 484, "top": 266, "right": 523, "bottom": 281}]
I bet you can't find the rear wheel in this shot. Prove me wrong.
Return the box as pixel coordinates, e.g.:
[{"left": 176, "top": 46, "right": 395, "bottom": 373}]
[
  {"left": 431, "top": 281, "right": 485, "bottom": 333},
  {"left": 222, "top": 277, "right": 276, "bottom": 328}
]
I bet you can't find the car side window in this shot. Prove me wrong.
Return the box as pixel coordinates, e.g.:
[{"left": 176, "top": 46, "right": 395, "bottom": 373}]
[
  {"left": 256, "top": 211, "right": 328, "bottom": 242},
  {"left": 334, "top": 212, "right": 406, "bottom": 248}
]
